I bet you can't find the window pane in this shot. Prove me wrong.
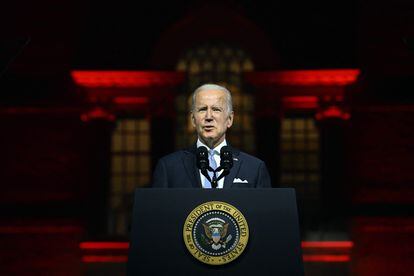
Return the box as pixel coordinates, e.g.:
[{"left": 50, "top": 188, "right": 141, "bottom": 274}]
[
  {"left": 309, "top": 141, "right": 319, "bottom": 151},
  {"left": 230, "top": 60, "right": 240, "bottom": 73},
  {"left": 112, "top": 156, "right": 122, "bottom": 173},
  {"left": 111, "top": 176, "right": 122, "bottom": 193},
  {"left": 281, "top": 173, "right": 293, "bottom": 183},
  {"left": 124, "top": 120, "right": 135, "bottom": 132},
  {"left": 293, "top": 154, "right": 305, "bottom": 169},
  {"left": 176, "top": 60, "right": 186, "bottom": 71},
  {"left": 176, "top": 94, "right": 186, "bottom": 110},
  {"left": 309, "top": 173, "right": 320, "bottom": 183},
  {"left": 293, "top": 132, "right": 305, "bottom": 140},
  {"left": 126, "top": 176, "right": 137, "bottom": 193},
  {"left": 244, "top": 134, "right": 255, "bottom": 147},
  {"left": 282, "top": 119, "right": 293, "bottom": 129},
  {"left": 308, "top": 154, "right": 319, "bottom": 169},
  {"left": 294, "top": 119, "right": 305, "bottom": 129},
  {"left": 294, "top": 141, "right": 306, "bottom": 151},
  {"left": 308, "top": 132, "right": 319, "bottom": 140},
  {"left": 243, "top": 95, "right": 254, "bottom": 111},
  {"left": 116, "top": 213, "right": 126, "bottom": 235},
  {"left": 233, "top": 94, "right": 241, "bottom": 107},
  {"left": 117, "top": 120, "right": 125, "bottom": 132},
  {"left": 112, "top": 134, "right": 122, "bottom": 152},
  {"left": 111, "top": 195, "right": 121, "bottom": 209},
  {"left": 126, "top": 135, "right": 135, "bottom": 152},
  {"left": 281, "top": 142, "right": 292, "bottom": 151},
  {"left": 138, "top": 134, "right": 150, "bottom": 151},
  {"left": 280, "top": 116, "right": 320, "bottom": 201},
  {"left": 137, "top": 120, "right": 149, "bottom": 132},
  {"left": 138, "top": 175, "right": 150, "bottom": 186},
  {"left": 293, "top": 173, "right": 305, "bottom": 182},
  {"left": 109, "top": 118, "right": 151, "bottom": 236},
  {"left": 242, "top": 59, "right": 254, "bottom": 71},
  {"left": 242, "top": 115, "right": 253, "bottom": 130},
  {"left": 189, "top": 60, "right": 200, "bottom": 74},
  {"left": 126, "top": 156, "right": 135, "bottom": 174},
  {"left": 281, "top": 155, "right": 292, "bottom": 169},
  {"left": 203, "top": 61, "right": 213, "bottom": 71},
  {"left": 281, "top": 132, "right": 292, "bottom": 140},
  {"left": 138, "top": 156, "right": 150, "bottom": 173}
]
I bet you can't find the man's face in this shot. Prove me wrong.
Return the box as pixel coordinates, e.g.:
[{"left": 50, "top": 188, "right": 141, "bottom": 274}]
[{"left": 191, "top": 89, "right": 234, "bottom": 148}]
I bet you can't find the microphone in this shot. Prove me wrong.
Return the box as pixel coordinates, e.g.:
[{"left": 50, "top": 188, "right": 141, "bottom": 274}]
[
  {"left": 219, "top": 146, "right": 233, "bottom": 171},
  {"left": 215, "top": 146, "right": 233, "bottom": 182},
  {"left": 196, "top": 146, "right": 209, "bottom": 170},
  {"left": 196, "top": 146, "right": 211, "bottom": 182}
]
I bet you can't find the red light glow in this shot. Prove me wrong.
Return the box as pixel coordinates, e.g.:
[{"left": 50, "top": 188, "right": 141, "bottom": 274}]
[
  {"left": 81, "top": 254, "right": 350, "bottom": 263},
  {"left": 315, "top": 106, "right": 351, "bottom": 120},
  {"left": 80, "top": 107, "right": 115, "bottom": 122},
  {"left": 282, "top": 96, "right": 318, "bottom": 109},
  {"left": 71, "top": 71, "right": 185, "bottom": 88},
  {"left": 113, "top": 97, "right": 148, "bottom": 105},
  {"left": 301, "top": 241, "right": 354, "bottom": 249},
  {"left": 303, "top": 254, "right": 350, "bottom": 262},
  {"left": 80, "top": 242, "right": 129, "bottom": 250},
  {"left": 82, "top": 256, "right": 128, "bottom": 263},
  {"left": 81, "top": 241, "right": 354, "bottom": 250},
  {"left": 79, "top": 241, "right": 353, "bottom": 263},
  {"left": 246, "top": 69, "right": 360, "bottom": 86}
]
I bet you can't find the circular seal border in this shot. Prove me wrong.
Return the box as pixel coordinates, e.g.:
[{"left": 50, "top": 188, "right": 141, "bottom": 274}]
[
  {"left": 192, "top": 210, "right": 240, "bottom": 256},
  {"left": 183, "top": 201, "right": 249, "bottom": 265}
]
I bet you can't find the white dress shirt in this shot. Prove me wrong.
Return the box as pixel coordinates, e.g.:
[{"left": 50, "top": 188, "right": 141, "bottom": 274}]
[{"left": 197, "top": 139, "right": 226, "bottom": 189}]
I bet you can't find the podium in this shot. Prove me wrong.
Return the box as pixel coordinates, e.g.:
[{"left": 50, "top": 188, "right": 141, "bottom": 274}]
[{"left": 127, "top": 188, "right": 304, "bottom": 275}]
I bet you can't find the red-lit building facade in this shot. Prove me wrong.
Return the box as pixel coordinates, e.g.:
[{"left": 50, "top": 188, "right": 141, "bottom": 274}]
[{"left": 1, "top": 1, "right": 414, "bottom": 275}]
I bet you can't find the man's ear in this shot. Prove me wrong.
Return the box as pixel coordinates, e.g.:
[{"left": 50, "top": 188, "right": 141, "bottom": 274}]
[
  {"left": 227, "top": 111, "right": 234, "bottom": 128},
  {"left": 190, "top": 112, "right": 196, "bottom": 127}
]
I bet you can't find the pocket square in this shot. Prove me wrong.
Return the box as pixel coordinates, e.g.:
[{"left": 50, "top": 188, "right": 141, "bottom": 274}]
[{"left": 233, "top": 178, "right": 248, "bottom": 183}]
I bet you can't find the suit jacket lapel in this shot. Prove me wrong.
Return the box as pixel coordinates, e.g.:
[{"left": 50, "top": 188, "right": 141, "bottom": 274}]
[
  {"left": 223, "top": 146, "right": 241, "bottom": 189},
  {"left": 183, "top": 145, "right": 202, "bottom": 188}
]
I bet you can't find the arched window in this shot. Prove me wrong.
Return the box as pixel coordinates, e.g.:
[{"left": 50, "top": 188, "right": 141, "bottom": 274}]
[{"left": 175, "top": 43, "right": 256, "bottom": 152}]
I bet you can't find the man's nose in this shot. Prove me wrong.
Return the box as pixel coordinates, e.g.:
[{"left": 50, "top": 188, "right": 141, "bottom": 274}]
[{"left": 205, "top": 108, "right": 213, "bottom": 120}]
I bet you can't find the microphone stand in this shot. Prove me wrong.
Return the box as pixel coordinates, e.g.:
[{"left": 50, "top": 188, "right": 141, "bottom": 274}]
[
  {"left": 200, "top": 166, "right": 221, "bottom": 188},
  {"left": 206, "top": 166, "right": 230, "bottom": 188},
  {"left": 196, "top": 145, "right": 233, "bottom": 189},
  {"left": 208, "top": 167, "right": 218, "bottom": 188},
  {"left": 214, "top": 166, "right": 230, "bottom": 182},
  {"left": 200, "top": 168, "right": 212, "bottom": 185}
]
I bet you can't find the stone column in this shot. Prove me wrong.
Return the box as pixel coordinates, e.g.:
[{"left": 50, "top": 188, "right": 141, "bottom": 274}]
[
  {"left": 316, "top": 105, "right": 350, "bottom": 228},
  {"left": 80, "top": 107, "right": 115, "bottom": 237}
]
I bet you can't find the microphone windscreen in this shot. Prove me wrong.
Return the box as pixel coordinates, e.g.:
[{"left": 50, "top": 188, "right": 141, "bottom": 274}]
[
  {"left": 220, "top": 146, "right": 233, "bottom": 170},
  {"left": 196, "top": 146, "right": 209, "bottom": 170}
]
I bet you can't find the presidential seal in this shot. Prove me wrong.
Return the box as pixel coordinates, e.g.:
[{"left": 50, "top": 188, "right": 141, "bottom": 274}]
[{"left": 183, "top": 201, "right": 249, "bottom": 265}]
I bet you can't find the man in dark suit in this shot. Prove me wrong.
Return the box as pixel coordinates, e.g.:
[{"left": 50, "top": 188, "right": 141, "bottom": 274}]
[{"left": 152, "top": 84, "right": 271, "bottom": 188}]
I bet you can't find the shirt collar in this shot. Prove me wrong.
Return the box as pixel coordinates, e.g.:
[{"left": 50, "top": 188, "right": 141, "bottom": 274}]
[{"left": 197, "top": 138, "right": 227, "bottom": 155}]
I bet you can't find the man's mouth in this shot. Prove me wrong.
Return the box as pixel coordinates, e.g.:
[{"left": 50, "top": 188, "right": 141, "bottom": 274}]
[{"left": 203, "top": 126, "right": 215, "bottom": 131}]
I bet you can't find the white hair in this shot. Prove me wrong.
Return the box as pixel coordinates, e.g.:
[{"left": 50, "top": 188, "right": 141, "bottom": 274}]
[{"left": 191, "top": 84, "right": 233, "bottom": 114}]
